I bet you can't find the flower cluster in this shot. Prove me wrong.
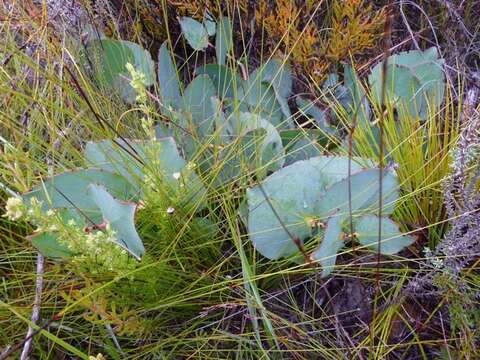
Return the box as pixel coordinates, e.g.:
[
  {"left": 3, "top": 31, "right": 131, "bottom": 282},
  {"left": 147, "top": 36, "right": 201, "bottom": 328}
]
[
  {"left": 2, "top": 196, "right": 136, "bottom": 274},
  {"left": 3, "top": 196, "right": 24, "bottom": 221},
  {"left": 125, "top": 62, "right": 147, "bottom": 103},
  {"left": 89, "top": 354, "right": 105, "bottom": 360},
  {"left": 125, "top": 62, "right": 156, "bottom": 140}
]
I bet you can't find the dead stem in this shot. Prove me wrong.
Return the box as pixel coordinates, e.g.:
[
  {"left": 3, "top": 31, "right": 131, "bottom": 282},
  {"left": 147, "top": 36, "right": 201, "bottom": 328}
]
[{"left": 20, "top": 253, "right": 44, "bottom": 360}]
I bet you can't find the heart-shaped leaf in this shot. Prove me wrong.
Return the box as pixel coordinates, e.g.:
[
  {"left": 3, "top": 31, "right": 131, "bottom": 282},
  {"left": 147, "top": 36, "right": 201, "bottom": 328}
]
[
  {"left": 247, "top": 59, "right": 293, "bottom": 122},
  {"left": 124, "top": 41, "right": 155, "bottom": 86},
  {"left": 238, "top": 78, "right": 288, "bottom": 128},
  {"left": 235, "top": 112, "right": 285, "bottom": 173},
  {"left": 283, "top": 130, "right": 323, "bottom": 166},
  {"left": 249, "top": 59, "right": 292, "bottom": 99},
  {"left": 92, "top": 39, "right": 134, "bottom": 86},
  {"left": 317, "top": 168, "right": 399, "bottom": 217},
  {"left": 343, "top": 64, "right": 370, "bottom": 125},
  {"left": 203, "top": 12, "right": 216, "bottom": 36},
  {"left": 296, "top": 97, "right": 338, "bottom": 136},
  {"left": 368, "top": 48, "right": 445, "bottom": 119}
]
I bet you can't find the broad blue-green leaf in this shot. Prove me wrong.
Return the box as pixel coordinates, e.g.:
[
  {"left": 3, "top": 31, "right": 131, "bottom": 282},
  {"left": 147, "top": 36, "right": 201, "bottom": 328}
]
[
  {"left": 23, "top": 169, "right": 136, "bottom": 220},
  {"left": 236, "top": 112, "right": 285, "bottom": 173},
  {"left": 182, "top": 74, "right": 216, "bottom": 137},
  {"left": 310, "top": 215, "right": 344, "bottom": 277},
  {"left": 356, "top": 215, "right": 415, "bottom": 254},
  {"left": 155, "top": 124, "right": 174, "bottom": 139},
  {"left": 279, "top": 129, "right": 323, "bottom": 146},
  {"left": 362, "top": 169, "right": 400, "bottom": 216},
  {"left": 250, "top": 59, "right": 293, "bottom": 99},
  {"left": 238, "top": 79, "right": 287, "bottom": 128},
  {"left": 246, "top": 156, "right": 364, "bottom": 259},
  {"left": 158, "top": 41, "right": 182, "bottom": 109},
  {"left": 344, "top": 64, "right": 370, "bottom": 125},
  {"left": 123, "top": 41, "right": 155, "bottom": 85},
  {"left": 284, "top": 131, "right": 322, "bottom": 166},
  {"left": 317, "top": 168, "right": 399, "bottom": 217},
  {"left": 368, "top": 48, "right": 445, "bottom": 119},
  {"left": 27, "top": 209, "right": 86, "bottom": 259},
  {"left": 370, "top": 64, "right": 420, "bottom": 113},
  {"left": 85, "top": 138, "right": 207, "bottom": 210},
  {"left": 391, "top": 48, "right": 444, "bottom": 109},
  {"left": 213, "top": 112, "right": 285, "bottom": 183},
  {"left": 248, "top": 59, "right": 293, "bottom": 120},
  {"left": 85, "top": 139, "right": 145, "bottom": 188},
  {"left": 296, "top": 97, "right": 337, "bottom": 136},
  {"left": 91, "top": 39, "right": 134, "bottom": 86},
  {"left": 29, "top": 232, "right": 73, "bottom": 258},
  {"left": 203, "top": 13, "right": 216, "bottom": 36},
  {"left": 179, "top": 17, "right": 209, "bottom": 51},
  {"left": 91, "top": 39, "right": 154, "bottom": 103},
  {"left": 196, "top": 64, "right": 240, "bottom": 99},
  {"left": 86, "top": 138, "right": 188, "bottom": 182},
  {"left": 215, "top": 16, "right": 232, "bottom": 65},
  {"left": 87, "top": 184, "right": 145, "bottom": 258},
  {"left": 322, "top": 73, "right": 339, "bottom": 89},
  {"left": 276, "top": 91, "right": 292, "bottom": 120},
  {"left": 211, "top": 97, "right": 235, "bottom": 141}
]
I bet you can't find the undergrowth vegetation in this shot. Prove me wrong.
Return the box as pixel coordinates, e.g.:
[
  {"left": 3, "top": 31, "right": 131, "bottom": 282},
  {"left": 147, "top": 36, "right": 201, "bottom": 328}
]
[{"left": 0, "top": 0, "right": 479, "bottom": 359}]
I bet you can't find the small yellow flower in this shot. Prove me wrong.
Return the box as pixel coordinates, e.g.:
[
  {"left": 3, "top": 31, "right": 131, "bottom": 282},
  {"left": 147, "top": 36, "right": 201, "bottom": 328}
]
[
  {"left": 89, "top": 354, "right": 106, "bottom": 360},
  {"left": 3, "top": 197, "right": 24, "bottom": 221},
  {"left": 126, "top": 62, "right": 147, "bottom": 103},
  {"left": 186, "top": 162, "right": 197, "bottom": 170}
]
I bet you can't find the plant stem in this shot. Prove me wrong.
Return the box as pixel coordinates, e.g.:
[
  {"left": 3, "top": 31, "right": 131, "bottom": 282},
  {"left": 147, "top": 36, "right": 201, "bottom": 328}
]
[{"left": 20, "top": 253, "right": 44, "bottom": 360}]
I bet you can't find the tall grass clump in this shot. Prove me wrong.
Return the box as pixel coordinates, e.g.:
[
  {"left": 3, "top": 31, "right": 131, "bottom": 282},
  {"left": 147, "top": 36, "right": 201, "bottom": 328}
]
[{"left": 1, "top": 1, "right": 479, "bottom": 359}]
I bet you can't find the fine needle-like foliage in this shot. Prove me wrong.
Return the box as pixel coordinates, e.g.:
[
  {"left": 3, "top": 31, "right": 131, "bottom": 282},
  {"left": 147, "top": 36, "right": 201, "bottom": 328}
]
[{"left": 1, "top": 1, "right": 479, "bottom": 359}]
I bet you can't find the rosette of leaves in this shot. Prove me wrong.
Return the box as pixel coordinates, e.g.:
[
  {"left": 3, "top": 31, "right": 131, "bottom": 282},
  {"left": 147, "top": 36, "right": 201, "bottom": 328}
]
[
  {"left": 313, "top": 49, "right": 445, "bottom": 156},
  {"left": 22, "top": 137, "right": 206, "bottom": 260},
  {"left": 87, "top": 16, "right": 332, "bottom": 174},
  {"left": 290, "top": 65, "right": 367, "bottom": 160},
  {"left": 368, "top": 47, "right": 445, "bottom": 120},
  {"left": 245, "top": 156, "right": 414, "bottom": 277},
  {"left": 318, "top": 48, "right": 444, "bottom": 127},
  {"left": 157, "top": 17, "right": 293, "bottom": 179},
  {"left": 309, "top": 64, "right": 371, "bottom": 128}
]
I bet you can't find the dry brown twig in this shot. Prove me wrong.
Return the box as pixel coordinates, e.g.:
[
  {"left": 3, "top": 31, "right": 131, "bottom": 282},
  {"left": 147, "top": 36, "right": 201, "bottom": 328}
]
[{"left": 19, "top": 253, "right": 44, "bottom": 360}]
